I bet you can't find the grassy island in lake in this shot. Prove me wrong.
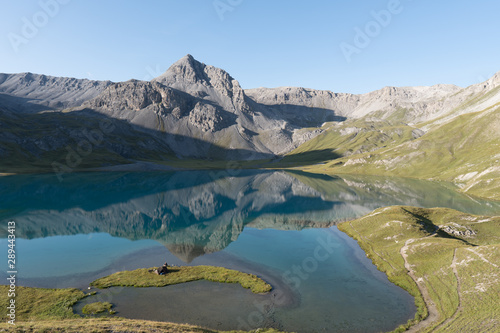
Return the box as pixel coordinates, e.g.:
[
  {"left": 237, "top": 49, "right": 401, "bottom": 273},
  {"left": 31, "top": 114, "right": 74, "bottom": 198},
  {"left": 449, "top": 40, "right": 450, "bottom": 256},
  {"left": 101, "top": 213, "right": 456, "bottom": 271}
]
[{"left": 90, "top": 265, "right": 272, "bottom": 294}]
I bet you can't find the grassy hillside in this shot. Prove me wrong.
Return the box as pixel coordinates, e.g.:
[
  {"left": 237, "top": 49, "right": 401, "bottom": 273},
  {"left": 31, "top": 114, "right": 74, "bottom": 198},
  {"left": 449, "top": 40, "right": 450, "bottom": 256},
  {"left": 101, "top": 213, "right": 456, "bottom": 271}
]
[
  {"left": 0, "top": 318, "right": 281, "bottom": 333},
  {"left": 0, "top": 110, "right": 174, "bottom": 173},
  {"left": 338, "top": 206, "right": 500, "bottom": 332},
  {"left": 281, "top": 118, "right": 421, "bottom": 166},
  {"left": 303, "top": 106, "right": 500, "bottom": 200}
]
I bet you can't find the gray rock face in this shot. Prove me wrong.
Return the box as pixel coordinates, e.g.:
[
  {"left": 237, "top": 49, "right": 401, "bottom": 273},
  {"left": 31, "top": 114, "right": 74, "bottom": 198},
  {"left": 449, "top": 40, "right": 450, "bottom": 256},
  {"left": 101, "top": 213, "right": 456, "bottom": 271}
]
[
  {"left": 83, "top": 79, "right": 194, "bottom": 117},
  {"left": 245, "top": 84, "right": 464, "bottom": 124},
  {"left": 188, "top": 102, "right": 224, "bottom": 132},
  {"left": 86, "top": 80, "right": 162, "bottom": 110},
  {"left": 441, "top": 225, "right": 477, "bottom": 237},
  {"left": 245, "top": 86, "right": 359, "bottom": 118}
]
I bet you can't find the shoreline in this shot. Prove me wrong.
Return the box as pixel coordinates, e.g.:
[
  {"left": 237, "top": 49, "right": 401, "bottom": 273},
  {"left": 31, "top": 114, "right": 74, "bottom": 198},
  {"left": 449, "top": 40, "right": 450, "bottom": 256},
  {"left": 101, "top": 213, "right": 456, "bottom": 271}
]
[{"left": 2, "top": 166, "right": 498, "bottom": 203}]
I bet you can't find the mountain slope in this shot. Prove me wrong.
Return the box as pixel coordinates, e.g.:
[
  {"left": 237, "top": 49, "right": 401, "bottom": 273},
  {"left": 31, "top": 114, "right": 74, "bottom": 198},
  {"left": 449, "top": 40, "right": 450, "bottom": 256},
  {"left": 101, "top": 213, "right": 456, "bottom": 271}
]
[
  {"left": 281, "top": 118, "right": 424, "bottom": 166},
  {"left": 306, "top": 105, "right": 500, "bottom": 200}
]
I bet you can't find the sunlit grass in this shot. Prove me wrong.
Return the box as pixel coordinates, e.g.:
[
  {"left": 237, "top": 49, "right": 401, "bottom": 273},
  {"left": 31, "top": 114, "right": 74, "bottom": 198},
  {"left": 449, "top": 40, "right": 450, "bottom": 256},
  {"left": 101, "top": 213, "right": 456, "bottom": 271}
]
[
  {"left": 0, "top": 286, "right": 85, "bottom": 321},
  {"left": 90, "top": 265, "right": 272, "bottom": 294},
  {"left": 82, "top": 302, "right": 115, "bottom": 316}
]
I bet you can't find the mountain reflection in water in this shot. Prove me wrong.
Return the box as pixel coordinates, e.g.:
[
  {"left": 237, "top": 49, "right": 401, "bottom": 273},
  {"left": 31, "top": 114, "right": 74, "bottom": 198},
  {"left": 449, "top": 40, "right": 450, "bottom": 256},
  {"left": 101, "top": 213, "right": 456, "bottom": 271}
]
[{"left": 1, "top": 170, "right": 499, "bottom": 262}]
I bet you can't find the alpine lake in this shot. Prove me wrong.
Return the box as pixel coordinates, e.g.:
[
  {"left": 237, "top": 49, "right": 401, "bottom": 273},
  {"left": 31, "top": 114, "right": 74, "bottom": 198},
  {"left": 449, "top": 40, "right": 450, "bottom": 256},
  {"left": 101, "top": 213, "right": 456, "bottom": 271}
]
[{"left": 1, "top": 170, "right": 499, "bottom": 332}]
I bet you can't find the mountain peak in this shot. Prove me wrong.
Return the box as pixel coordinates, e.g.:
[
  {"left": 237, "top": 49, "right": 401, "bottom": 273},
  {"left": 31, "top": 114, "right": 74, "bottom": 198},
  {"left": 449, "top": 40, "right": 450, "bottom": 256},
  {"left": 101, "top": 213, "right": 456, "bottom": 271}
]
[
  {"left": 154, "top": 54, "right": 206, "bottom": 84},
  {"left": 152, "top": 55, "right": 246, "bottom": 111},
  {"left": 174, "top": 54, "right": 197, "bottom": 68}
]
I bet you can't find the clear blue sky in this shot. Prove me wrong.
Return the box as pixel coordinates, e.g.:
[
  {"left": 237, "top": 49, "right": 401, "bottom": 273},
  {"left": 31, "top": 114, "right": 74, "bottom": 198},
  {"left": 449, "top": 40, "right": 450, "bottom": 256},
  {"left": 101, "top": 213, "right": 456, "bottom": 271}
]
[{"left": 1, "top": 0, "right": 499, "bottom": 94}]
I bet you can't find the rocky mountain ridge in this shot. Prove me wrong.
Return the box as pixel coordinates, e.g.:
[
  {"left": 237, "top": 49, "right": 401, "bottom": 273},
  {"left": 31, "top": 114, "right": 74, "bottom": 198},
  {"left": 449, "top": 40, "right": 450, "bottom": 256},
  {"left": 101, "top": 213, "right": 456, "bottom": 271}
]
[
  {"left": 246, "top": 74, "right": 500, "bottom": 126},
  {"left": 0, "top": 72, "right": 111, "bottom": 111}
]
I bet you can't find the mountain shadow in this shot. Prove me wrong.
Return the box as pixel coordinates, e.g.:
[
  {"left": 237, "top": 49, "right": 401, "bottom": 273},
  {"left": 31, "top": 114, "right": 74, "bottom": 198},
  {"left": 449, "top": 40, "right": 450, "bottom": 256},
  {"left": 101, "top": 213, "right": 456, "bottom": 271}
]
[
  {"left": 276, "top": 149, "right": 341, "bottom": 166},
  {"left": 245, "top": 97, "right": 347, "bottom": 128},
  {"left": 0, "top": 93, "right": 56, "bottom": 113},
  {"left": 0, "top": 107, "right": 275, "bottom": 174}
]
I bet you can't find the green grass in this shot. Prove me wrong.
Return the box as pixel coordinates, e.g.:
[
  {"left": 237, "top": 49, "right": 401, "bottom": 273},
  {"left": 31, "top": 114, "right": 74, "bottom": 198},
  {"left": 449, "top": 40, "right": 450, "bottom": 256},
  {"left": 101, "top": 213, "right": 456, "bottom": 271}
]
[
  {"left": 281, "top": 118, "right": 420, "bottom": 167},
  {"left": 0, "top": 286, "right": 86, "bottom": 321},
  {"left": 90, "top": 265, "right": 272, "bottom": 294},
  {"left": 0, "top": 317, "right": 284, "bottom": 333},
  {"left": 338, "top": 206, "right": 500, "bottom": 332},
  {"left": 82, "top": 302, "right": 115, "bottom": 315},
  {"left": 434, "top": 244, "right": 500, "bottom": 332}
]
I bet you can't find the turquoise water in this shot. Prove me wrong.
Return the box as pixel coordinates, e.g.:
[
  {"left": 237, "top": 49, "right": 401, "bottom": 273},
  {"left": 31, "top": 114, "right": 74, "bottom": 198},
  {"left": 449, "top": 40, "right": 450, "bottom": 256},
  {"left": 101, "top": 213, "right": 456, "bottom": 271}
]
[
  {"left": 1, "top": 170, "right": 499, "bottom": 332},
  {"left": 12, "top": 234, "right": 160, "bottom": 278}
]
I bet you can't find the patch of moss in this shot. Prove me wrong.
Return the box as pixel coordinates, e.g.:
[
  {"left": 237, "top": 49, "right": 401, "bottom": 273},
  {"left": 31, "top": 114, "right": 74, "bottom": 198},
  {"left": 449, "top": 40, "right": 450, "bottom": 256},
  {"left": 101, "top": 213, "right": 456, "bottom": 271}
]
[
  {"left": 0, "top": 286, "right": 85, "bottom": 321},
  {"left": 82, "top": 302, "right": 115, "bottom": 316}
]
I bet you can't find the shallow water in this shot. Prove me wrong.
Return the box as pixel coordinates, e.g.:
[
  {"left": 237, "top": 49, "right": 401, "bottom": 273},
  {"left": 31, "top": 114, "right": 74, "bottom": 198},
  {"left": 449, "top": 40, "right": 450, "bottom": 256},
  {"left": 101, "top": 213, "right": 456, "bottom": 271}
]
[
  {"left": 75, "top": 282, "right": 274, "bottom": 331},
  {"left": 1, "top": 170, "right": 499, "bottom": 332}
]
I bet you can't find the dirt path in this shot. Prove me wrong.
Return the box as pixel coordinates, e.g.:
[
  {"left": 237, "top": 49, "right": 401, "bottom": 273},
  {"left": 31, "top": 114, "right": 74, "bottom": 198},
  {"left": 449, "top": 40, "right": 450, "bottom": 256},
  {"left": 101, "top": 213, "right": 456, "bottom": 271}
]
[
  {"left": 465, "top": 248, "right": 499, "bottom": 268},
  {"left": 433, "top": 248, "right": 463, "bottom": 331},
  {"left": 400, "top": 238, "right": 440, "bottom": 333}
]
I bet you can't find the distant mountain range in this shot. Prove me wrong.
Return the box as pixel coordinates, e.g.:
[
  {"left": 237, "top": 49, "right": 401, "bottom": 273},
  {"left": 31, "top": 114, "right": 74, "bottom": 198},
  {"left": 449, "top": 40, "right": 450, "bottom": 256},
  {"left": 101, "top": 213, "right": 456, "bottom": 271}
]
[{"left": 1, "top": 55, "right": 499, "bottom": 199}]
